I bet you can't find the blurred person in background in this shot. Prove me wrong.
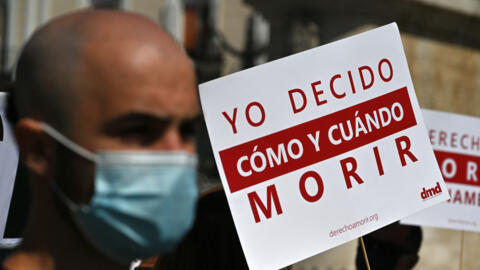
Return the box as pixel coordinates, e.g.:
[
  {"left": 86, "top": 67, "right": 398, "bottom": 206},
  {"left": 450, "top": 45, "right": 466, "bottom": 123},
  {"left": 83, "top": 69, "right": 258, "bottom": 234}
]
[
  {"left": 155, "top": 186, "right": 292, "bottom": 270},
  {"left": 355, "top": 222, "right": 422, "bottom": 270},
  {"left": 3, "top": 9, "right": 199, "bottom": 270},
  {"left": 155, "top": 186, "right": 248, "bottom": 270}
]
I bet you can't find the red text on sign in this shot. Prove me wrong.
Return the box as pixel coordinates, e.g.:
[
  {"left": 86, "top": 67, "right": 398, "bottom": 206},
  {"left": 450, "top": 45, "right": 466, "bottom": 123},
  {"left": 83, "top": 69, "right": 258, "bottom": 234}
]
[
  {"left": 288, "top": 58, "right": 394, "bottom": 114},
  {"left": 222, "top": 101, "right": 266, "bottom": 134},
  {"left": 248, "top": 184, "right": 283, "bottom": 223},
  {"left": 220, "top": 87, "right": 417, "bottom": 193},
  {"left": 434, "top": 150, "right": 480, "bottom": 187},
  {"left": 429, "top": 130, "right": 480, "bottom": 152}
]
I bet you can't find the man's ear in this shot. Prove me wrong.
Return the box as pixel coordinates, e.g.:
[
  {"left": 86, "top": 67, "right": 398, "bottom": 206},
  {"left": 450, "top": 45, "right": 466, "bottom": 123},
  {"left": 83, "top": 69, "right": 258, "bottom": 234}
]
[{"left": 15, "top": 118, "right": 55, "bottom": 178}]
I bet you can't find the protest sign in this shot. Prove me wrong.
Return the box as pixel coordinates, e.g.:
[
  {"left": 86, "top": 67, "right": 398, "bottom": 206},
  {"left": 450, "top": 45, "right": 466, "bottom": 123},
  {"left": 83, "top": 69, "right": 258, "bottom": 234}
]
[
  {"left": 0, "top": 93, "right": 20, "bottom": 244},
  {"left": 402, "top": 109, "right": 480, "bottom": 232},
  {"left": 199, "top": 23, "right": 448, "bottom": 269}
]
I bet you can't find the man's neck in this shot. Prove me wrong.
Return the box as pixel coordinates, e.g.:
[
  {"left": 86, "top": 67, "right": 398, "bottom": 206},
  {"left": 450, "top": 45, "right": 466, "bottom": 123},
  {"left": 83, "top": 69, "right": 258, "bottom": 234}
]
[{"left": 4, "top": 190, "right": 128, "bottom": 270}]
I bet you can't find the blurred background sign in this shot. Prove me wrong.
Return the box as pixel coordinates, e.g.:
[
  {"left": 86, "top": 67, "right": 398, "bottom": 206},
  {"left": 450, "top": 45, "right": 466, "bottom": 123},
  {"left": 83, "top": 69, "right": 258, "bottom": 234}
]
[{"left": 0, "top": 92, "right": 19, "bottom": 246}]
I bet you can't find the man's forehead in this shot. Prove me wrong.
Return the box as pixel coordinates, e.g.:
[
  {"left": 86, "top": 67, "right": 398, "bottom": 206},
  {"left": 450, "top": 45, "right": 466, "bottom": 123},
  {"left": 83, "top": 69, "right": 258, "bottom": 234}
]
[
  {"left": 69, "top": 82, "right": 199, "bottom": 140},
  {"left": 80, "top": 81, "right": 199, "bottom": 128},
  {"left": 72, "top": 21, "right": 198, "bottom": 125}
]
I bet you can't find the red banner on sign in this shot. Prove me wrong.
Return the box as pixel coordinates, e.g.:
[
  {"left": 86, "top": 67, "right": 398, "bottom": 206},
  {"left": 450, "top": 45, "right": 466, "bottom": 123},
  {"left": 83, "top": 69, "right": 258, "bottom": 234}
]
[
  {"left": 434, "top": 150, "right": 480, "bottom": 187},
  {"left": 220, "top": 87, "right": 417, "bottom": 193}
]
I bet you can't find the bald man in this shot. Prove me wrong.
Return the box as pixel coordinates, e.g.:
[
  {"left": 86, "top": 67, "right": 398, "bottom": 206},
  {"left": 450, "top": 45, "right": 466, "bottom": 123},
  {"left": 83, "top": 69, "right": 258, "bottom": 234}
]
[{"left": 4, "top": 9, "right": 200, "bottom": 270}]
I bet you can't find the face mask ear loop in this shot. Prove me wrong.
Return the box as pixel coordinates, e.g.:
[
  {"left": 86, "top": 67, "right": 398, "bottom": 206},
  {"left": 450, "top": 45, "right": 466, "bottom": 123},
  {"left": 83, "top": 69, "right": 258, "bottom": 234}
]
[
  {"left": 48, "top": 180, "right": 90, "bottom": 212},
  {"left": 40, "top": 123, "right": 100, "bottom": 164}
]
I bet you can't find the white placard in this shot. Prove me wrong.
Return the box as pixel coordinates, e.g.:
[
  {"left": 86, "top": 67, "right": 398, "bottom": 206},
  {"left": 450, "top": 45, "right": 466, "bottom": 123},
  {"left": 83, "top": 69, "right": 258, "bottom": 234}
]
[
  {"left": 402, "top": 109, "right": 480, "bottom": 232},
  {"left": 199, "top": 23, "right": 448, "bottom": 270},
  {"left": 0, "top": 93, "right": 19, "bottom": 240}
]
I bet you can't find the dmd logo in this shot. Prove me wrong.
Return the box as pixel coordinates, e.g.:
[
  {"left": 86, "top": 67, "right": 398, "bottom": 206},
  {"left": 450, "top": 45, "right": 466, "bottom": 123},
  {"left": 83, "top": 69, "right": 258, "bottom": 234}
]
[{"left": 421, "top": 182, "right": 442, "bottom": 200}]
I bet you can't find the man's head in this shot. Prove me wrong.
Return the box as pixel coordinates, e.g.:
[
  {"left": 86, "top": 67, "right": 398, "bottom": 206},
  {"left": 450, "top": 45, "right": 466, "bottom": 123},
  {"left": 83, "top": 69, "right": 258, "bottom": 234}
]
[
  {"left": 11, "top": 9, "right": 199, "bottom": 263},
  {"left": 356, "top": 222, "right": 422, "bottom": 270}
]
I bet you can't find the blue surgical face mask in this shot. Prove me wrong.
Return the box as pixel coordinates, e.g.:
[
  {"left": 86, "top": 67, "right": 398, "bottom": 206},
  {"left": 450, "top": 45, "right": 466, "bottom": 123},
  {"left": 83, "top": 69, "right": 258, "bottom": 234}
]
[{"left": 40, "top": 123, "right": 198, "bottom": 263}]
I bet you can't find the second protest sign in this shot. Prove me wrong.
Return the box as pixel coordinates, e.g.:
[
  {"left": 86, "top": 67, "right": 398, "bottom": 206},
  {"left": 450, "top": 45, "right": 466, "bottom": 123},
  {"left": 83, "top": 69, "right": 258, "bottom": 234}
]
[{"left": 402, "top": 109, "right": 480, "bottom": 232}]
